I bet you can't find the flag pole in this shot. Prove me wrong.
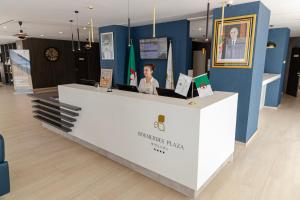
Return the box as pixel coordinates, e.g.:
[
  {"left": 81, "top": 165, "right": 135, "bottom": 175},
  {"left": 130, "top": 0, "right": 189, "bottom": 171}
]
[
  {"left": 188, "top": 77, "right": 196, "bottom": 105},
  {"left": 192, "top": 79, "right": 194, "bottom": 99}
]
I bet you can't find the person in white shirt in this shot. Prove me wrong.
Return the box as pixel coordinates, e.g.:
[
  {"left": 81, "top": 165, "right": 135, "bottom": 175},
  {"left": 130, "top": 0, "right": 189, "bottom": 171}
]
[{"left": 138, "top": 64, "right": 159, "bottom": 95}]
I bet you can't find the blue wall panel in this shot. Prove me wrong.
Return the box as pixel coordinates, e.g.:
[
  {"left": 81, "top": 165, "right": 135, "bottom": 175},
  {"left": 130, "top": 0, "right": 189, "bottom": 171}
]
[
  {"left": 210, "top": 1, "right": 270, "bottom": 142},
  {"left": 131, "top": 20, "right": 192, "bottom": 87},
  {"left": 246, "top": 2, "right": 271, "bottom": 141},
  {"left": 99, "top": 20, "right": 192, "bottom": 87},
  {"left": 99, "top": 25, "right": 128, "bottom": 85},
  {"left": 264, "top": 28, "right": 290, "bottom": 107}
]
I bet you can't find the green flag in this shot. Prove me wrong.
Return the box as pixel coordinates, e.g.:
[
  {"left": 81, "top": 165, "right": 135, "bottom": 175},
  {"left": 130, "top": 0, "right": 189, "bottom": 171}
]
[
  {"left": 194, "top": 73, "right": 213, "bottom": 98},
  {"left": 127, "top": 44, "right": 137, "bottom": 86}
]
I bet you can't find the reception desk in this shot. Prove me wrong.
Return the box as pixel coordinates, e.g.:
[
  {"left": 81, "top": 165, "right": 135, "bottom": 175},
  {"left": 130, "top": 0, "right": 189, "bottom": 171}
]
[{"left": 42, "top": 84, "right": 238, "bottom": 197}]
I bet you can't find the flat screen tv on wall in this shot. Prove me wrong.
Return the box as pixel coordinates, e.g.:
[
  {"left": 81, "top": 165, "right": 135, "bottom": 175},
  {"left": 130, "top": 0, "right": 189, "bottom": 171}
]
[{"left": 139, "top": 37, "right": 168, "bottom": 59}]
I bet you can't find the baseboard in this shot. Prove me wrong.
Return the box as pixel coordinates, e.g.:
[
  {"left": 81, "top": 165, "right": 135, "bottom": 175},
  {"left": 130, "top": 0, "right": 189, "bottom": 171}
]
[
  {"left": 263, "top": 105, "right": 279, "bottom": 110},
  {"left": 235, "top": 130, "right": 259, "bottom": 147}
]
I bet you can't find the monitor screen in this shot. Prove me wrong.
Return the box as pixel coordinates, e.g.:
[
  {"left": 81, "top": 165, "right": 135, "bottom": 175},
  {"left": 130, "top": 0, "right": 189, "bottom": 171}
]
[{"left": 139, "top": 37, "right": 168, "bottom": 59}]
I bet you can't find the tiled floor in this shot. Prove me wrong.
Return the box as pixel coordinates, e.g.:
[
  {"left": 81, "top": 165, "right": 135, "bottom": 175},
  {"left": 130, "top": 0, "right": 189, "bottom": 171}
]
[{"left": 0, "top": 85, "right": 300, "bottom": 200}]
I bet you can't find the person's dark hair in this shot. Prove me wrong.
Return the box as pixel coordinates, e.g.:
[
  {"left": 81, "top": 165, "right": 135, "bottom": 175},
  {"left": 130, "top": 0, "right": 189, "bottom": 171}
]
[{"left": 144, "top": 64, "right": 155, "bottom": 71}]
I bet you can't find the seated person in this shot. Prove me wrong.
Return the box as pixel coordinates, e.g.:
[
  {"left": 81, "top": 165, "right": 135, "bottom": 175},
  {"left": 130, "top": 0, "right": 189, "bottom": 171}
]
[{"left": 138, "top": 64, "right": 159, "bottom": 95}]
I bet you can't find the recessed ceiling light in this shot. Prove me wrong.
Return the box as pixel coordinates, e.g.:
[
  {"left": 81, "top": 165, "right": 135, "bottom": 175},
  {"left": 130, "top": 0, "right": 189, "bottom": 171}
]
[
  {"left": 40, "top": 34, "right": 44, "bottom": 37},
  {"left": 83, "top": 27, "right": 87, "bottom": 30},
  {"left": 198, "top": 27, "right": 202, "bottom": 31},
  {"left": 59, "top": 31, "right": 63, "bottom": 34},
  {"left": 88, "top": 5, "right": 94, "bottom": 9},
  {"left": 3, "top": 26, "right": 7, "bottom": 29}
]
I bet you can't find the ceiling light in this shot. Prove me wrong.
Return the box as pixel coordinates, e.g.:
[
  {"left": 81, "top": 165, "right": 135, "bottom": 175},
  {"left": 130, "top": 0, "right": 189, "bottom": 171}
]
[
  {"left": 88, "top": 5, "right": 94, "bottom": 9},
  {"left": 198, "top": 27, "right": 202, "bottom": 31},
  {"left": 83, "top": 27, "right": 87, "bottom": 30},
  {"left": 40, "top": 34, "right": 44, "bottom": 37},
  {"left": 3, "top": 26, "right": 7, "bottom": 29},
  {"left": 59, "top": 31, "right": 63, "bottom": 34}
]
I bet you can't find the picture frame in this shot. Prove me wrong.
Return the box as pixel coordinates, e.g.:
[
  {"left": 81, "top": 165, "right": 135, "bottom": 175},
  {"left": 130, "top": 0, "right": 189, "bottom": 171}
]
[
  {"left": 100, "top": 68, "right": 113, "bottom": 88},
  {"left": 101, "top": 32, "right": 114, "bottom": 60},
  {"left": 212, "top": 14, "right": 256, "bottom": 69}
]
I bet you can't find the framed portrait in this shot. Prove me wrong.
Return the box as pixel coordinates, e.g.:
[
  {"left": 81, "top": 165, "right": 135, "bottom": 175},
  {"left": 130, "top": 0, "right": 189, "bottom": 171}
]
[
  {"left": 100, "top": 68, "right": 113, "bottom": 88},
  {"left": 101, "top": 32, "right": 114, "bottom": 60},
  {"left": 212, "top": 14, "right": 256, "bottom": 68}
]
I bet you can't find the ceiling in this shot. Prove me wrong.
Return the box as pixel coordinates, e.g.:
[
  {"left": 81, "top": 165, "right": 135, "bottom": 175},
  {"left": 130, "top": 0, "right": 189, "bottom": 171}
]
[{"left": 0, "top": 0, "right": 300, "bottom": 44}]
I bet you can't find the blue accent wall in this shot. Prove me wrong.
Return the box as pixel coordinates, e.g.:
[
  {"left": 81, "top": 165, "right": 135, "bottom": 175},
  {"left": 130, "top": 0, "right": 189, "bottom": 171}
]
[
  {"left": 131, "top": 20, "right": 192, "bottom": 87},
  {"left": 99, "top": 20, "right": 192, "bottom": 87},
  {"left": 99, "top": 25, "right": 128, "bottom": 85},
  {"left": 264, "top": 28, "right": 290, "bottom": 107},
  {"left": 210, "top": 1, "right": 270, "bottom": 142}
]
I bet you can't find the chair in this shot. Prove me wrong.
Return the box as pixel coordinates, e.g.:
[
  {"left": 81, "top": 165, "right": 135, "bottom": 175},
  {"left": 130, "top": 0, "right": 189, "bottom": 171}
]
[{"left": 0, "top": 134, "right": 10, "bottom": 196}]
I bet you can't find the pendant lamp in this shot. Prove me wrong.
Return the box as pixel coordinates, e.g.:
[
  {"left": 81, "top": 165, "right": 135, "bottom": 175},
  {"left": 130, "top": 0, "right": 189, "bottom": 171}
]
[
  {"left": 204, "top": 0, "right": 210, "bottom": 42},
  {"left": 75, "top": 10, "right": 81, "bottom": 51},
  {"left": 153, "top": 0, "right": 156, "bottom": 38},
  {"left": 221, "top": 0, "right": 225, "bottom": 37},
  {"left": 128, "top": 0, "right": 131, "bottom": 46},
  {"left": 87, "top": 5, "right": 94, "bottom": 49},
  {"left": 69, "top": 20, "right": 75, "bottom": 52}
]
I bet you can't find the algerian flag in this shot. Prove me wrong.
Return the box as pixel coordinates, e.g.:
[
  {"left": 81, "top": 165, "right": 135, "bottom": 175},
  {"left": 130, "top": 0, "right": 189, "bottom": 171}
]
[
  {"left": 194, "top": 73, "right": 213, "bottom": 98},
  {"left": 166, "top": 41, "right": 174, "bottom": 89},
  {"left": 127, "top": 44, "right": 137, "bottom": 86}
]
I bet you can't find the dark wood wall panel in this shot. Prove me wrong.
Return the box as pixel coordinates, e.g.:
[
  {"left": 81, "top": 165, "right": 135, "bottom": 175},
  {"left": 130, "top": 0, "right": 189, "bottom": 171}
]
[{"left": 22, "top": 38, "right": 76, "bottom": 88}]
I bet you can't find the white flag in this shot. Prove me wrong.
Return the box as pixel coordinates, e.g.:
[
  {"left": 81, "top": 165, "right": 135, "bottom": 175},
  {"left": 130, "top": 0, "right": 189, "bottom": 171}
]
[
  {"left": 175, "top": 73, "right": 192, "bottom": 97},
  {"left": 166, "top": 42, "right": 174, "bottom": 90}
]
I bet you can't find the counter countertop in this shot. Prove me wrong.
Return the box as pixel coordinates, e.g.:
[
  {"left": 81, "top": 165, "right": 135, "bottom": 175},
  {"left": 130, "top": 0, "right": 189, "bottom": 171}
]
[
  {"left": 62, "top": 84, "right": 238, "bottom": 110},
  {"left": 262, "top": 73, "right": 281, "bottom": 86}
]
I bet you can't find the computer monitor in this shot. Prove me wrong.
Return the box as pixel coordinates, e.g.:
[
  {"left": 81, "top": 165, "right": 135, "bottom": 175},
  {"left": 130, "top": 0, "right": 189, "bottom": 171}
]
[
  {"left": 156, "top": 88, "right": 187, "bottom": 99},
  {"left": 117, "top": 84, "right": 139, "bottom": 93},
  {"left": 78, "top": 79, "right": 97, "bottom": 86},
  {"left": 157, "top": 84, "right": 199, "bottom": 99}
]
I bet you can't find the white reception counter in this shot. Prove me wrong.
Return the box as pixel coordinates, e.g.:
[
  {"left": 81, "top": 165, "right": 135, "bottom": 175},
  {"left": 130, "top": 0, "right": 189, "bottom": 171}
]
[{"left": 43, "top": 84, "right": 238, "bottom": 197}]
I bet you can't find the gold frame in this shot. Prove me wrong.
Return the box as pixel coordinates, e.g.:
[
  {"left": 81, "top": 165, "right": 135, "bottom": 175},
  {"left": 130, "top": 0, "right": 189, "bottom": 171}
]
[{"left": 212, "top": 14, "right": 257, "bottom": 69}]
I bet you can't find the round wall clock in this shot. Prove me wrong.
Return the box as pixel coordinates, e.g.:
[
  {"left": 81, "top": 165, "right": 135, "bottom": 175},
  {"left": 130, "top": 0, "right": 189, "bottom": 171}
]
[{"left": 44, "top": 47, "right": 59, "bottom": 62}]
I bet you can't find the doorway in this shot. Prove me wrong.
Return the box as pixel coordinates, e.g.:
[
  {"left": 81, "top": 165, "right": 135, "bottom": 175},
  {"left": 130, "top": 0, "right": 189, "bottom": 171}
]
[{"left": 286, "top": 48, "right": 300, "bottom": 97}]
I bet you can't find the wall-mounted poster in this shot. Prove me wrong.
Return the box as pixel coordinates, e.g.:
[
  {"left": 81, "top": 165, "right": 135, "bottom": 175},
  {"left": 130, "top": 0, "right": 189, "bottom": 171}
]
[
  {"left": 10, "top": 50, "right": 33, "bottom": 94},
  {"left": 212, "top": 14, "right": 256, "bottom": 68},
  {"left": 101, "top": 32, "right": 114, "bottom": 60},
  {"left": 100, "top": 68, "right": 113, "bottom": 88}
]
